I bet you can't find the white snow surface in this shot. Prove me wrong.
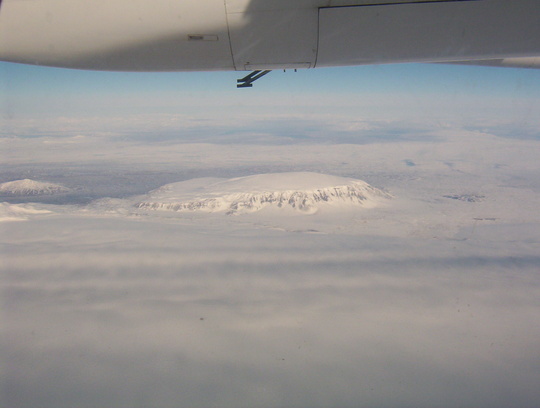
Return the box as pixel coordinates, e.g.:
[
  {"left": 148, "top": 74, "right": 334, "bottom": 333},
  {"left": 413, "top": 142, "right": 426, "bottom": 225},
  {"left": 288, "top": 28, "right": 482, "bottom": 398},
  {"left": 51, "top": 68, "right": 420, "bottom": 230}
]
[
  {"left": 136, "top": 172, "right": 391, "bottom": 215},
  {"left": 0, "top": 202, "right": 52, "bottom": 222},
  {"left": 0, "top": 179, "right": 69, "bottom": 196}
]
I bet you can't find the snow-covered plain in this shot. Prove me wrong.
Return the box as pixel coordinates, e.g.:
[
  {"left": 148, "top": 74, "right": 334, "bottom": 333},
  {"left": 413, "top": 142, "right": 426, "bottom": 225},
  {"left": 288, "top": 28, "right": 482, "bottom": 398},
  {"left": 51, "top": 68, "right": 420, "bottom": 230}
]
[
  {"left": 0, "top": 202, "right": 52, "bottom": 222},
  {"left": 2, "top": 129, "right": 540, "bottom": 408}
]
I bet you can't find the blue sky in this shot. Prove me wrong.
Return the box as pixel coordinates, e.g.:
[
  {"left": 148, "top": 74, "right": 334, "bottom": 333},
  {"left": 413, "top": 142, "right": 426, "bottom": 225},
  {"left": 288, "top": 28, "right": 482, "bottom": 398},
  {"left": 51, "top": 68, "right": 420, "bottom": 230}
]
[
  {"left": 2, "top": 62, "right": 539, "bottom": 111},
  {"left": 1, "top": 62, "right": 539, "bottom": 143}
]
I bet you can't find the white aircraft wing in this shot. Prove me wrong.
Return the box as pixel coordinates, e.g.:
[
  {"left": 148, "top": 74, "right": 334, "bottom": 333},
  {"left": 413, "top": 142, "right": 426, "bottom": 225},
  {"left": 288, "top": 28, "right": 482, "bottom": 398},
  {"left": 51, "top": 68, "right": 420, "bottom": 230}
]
[
  {"left": 0, "top": 0, "right": 539, "bottom": 72},
  {"left": 445, "top": 57, "right": 540, "bottom": 69}
]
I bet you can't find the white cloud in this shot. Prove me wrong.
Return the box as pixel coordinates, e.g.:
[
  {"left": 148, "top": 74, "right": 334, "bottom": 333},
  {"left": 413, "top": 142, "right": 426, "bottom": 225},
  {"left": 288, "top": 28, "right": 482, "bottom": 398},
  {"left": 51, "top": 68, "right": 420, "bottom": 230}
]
[
  {"left": 2, "top": 132, "right": 540, "bottom": 408},
  {"left": 2, "top": 99, "right": 540, "bottom": 408},
  {"left": 2, "top": 208, "right": 540, "bottom": 408}
]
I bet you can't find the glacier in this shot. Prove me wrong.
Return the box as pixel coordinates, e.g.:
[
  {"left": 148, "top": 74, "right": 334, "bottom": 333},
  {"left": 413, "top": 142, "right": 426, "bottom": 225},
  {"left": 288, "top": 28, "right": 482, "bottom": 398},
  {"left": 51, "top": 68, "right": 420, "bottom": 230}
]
[{"left": 136, "top": 172, "right": 391, "bottom": 215}]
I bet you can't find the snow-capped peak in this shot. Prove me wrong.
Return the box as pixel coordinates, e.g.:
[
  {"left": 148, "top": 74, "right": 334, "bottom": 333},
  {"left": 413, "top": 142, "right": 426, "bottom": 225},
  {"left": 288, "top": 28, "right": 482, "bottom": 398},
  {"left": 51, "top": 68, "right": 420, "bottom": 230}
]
[
  {"left": 136, "top": 172, "right": 391, "bottom": 215},
  {"left": 0, "top": 179, "right": 69, "bottom": 196}
]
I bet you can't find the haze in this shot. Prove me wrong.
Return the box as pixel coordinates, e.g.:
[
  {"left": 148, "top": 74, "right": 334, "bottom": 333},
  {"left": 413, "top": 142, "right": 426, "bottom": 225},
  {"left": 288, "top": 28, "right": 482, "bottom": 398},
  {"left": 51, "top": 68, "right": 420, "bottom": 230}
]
[{"left": 1, "top": 62, "right": 540, "bottom": 408}]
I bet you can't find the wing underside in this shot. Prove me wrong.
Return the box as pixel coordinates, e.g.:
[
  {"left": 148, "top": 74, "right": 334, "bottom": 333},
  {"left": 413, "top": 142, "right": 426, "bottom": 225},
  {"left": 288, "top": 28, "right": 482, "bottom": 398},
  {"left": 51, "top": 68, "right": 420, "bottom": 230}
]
[{"left": 0, "top": 0, "right": 539, "bottom": 71}]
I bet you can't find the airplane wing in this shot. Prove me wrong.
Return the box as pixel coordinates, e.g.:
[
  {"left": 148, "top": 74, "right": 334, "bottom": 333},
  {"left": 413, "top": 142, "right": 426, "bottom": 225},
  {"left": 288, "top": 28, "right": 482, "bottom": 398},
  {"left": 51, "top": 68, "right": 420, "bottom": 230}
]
[
  {"left": 444, "top": 57, "right": 540, "bottom": 69},
  {"left": 0, "top": 0, "right": 539, "bottom": 72}
]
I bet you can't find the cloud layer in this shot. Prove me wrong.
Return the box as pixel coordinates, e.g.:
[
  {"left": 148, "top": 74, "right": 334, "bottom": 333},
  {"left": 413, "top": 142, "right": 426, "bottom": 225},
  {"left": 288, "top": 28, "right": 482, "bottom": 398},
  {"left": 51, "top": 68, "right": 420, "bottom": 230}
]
[
  {"left": 2, "top": 64, "right": 540, "bottom": 407},
  {"left": 3, "top": 128, "right": 540, "bottom": 408},
  {"left": 3, "top": 212, "right": 540, "bottom": 408}
]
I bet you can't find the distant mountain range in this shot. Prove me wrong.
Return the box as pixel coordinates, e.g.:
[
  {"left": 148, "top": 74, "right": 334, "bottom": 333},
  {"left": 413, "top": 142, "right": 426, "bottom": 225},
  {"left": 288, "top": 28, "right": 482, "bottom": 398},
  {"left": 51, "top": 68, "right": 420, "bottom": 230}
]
[
  {"left": 137, "top": 172, "right": 391, "bottom": 215},
  {"left": 0, "top": 179, "right": 70, "bottom": 196}
]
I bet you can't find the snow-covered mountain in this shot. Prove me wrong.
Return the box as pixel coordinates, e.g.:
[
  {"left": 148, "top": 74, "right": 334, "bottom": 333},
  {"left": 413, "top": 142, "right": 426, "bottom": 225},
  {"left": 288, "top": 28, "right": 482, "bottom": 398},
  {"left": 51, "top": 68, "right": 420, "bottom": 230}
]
[
  {"left": 0, "top": 179, "right": 70, "bottom": 196},
  {"left": 136, "top": 172, "right": 391, "bottom": 215}
]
